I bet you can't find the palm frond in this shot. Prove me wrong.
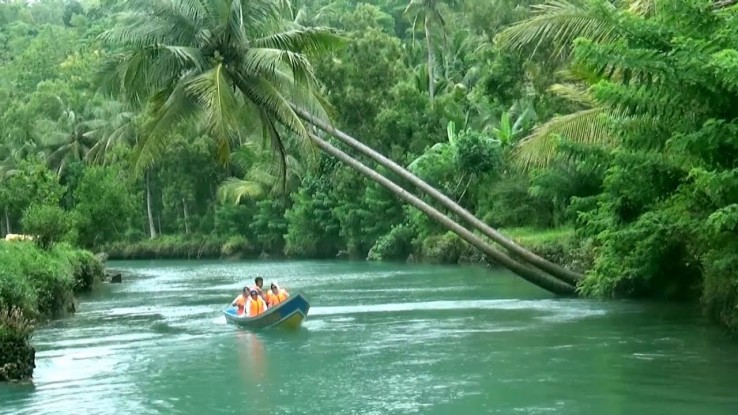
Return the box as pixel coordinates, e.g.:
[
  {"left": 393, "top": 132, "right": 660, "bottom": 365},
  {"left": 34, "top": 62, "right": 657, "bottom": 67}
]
[
  {"left": 292, "top": 3, "right": 338, "bottom": 27},
  {"left": 160, "top": 45, "right": 206, "bottom": 69},
  {"left": 275, "top": 68, "right": 333, "bottom": 123},
  {"left": 237, "top": 0, "right": 285, "bottom": 31},
  {"left": 244, "top": 165, "right": 277, "bottom": 185},
  {"left": 86, "top": 127, "right": 129, "bottom": 164},
  {"left": 271, "top": 69, "right": 331, "bottom": 161},
  {"left": 244, "top": 47, "right": 319, "bottom": 87},
  {"left": 186, "top": 64, "right": 242, "bottom": 163},
  {"left": 235, "top": 73, "right": 309, "bottom": 142},
  {"left": 626, "top": 0, "right": 656, "bottom": 15},
  {"left": 100, "top": 8, "right": 201, "bottom": 49},
  {"left": 284, "top": 153, "right": 305, "bottom": 184},
  {"left": 227, "top": 141, "right": 304, "bottom": 198},
  {"left": 85, "top": 109, "right": 137, "bottom": 164},
  {"left": 431, "top": 8, "right": 449, "bottom": 45},
  {"left": 494, "top": 0, "right": 620, "bottom": 61},
  {"left": 513, "top": 106, "right": 616, "bottom": 169},
  {"left": 229, "top": 142, "right": 260, "bottom": 174},
  {"left": 132, "top": 72, "right": 200, "bottom": 173},
  {"left": 253, "top": 27, "right": 345, "bottom": 55},
  {"left": 549, "top": 82, "right": 597, "bottom": 106},
  {"left": 96, "top": 46, "right": 185, "bottom": 108},
  {"left": 259, "top": 108, "right": 289, "bottom": 190},
  {"left": 293, "top": 7, "right": 308, "bottom": 24},
  {"left": 217, "top": 177, "right": 265, "bottom": 204}
]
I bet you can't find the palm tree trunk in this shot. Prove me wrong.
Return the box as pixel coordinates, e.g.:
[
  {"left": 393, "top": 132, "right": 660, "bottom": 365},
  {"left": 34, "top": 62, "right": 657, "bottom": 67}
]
[
  {"left": 295, "top": 108, "right": 583, "bottom": 286},
  {"left": 457, "top": 176, "right": 473, "bottom": 204},
  {"left": 5, "top": 207, "right": 10, "bottom": 235},
  {"left": 183, "top": 198, "right": 190, "bottom": 235},
  {"left": 425, "top": 15, "right": 435, "bottom": 101},
  {"left": 309, "top": 132, "right": 576, "bottom": 295},
  {"left": 146, "top": 172, "right": 157, "bottom": 239},
  {"left": 5, "top": 207, "right": 13, "bottom": 233}
]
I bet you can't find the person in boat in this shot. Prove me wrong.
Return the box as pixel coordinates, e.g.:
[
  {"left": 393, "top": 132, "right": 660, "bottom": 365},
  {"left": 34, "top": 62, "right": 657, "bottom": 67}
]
[
  {"left": 245, "top": 289, "right": 268, "bottom": 317},
  {"left": 231, "top": 286, "right": 250, "bottom": 316},
  {"left": 266, "top": 282, "right": 289, "bottom": 307},
  {"left": 252, "top": 277, "right": 268, "bottom": 302}
]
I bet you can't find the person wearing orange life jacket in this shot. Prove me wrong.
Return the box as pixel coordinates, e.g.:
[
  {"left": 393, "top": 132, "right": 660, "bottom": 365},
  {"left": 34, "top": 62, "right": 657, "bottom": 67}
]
[
  {"left": 231, "top": 286, "right": 250, "bottom": 316},
  {"left": 245, "top": 289, "right": 268, "bottom": 317},
  {"left": 266, "top": 282, "right": 289, "bottom": 307},
  {"left": 251, "top": 277, "right": 268, "bottom": 303}
]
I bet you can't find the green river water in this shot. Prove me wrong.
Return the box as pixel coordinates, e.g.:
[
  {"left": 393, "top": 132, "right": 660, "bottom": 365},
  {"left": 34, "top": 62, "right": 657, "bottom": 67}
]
[{"left": 2, "top": 260, "right": 738, "bottom": 414}]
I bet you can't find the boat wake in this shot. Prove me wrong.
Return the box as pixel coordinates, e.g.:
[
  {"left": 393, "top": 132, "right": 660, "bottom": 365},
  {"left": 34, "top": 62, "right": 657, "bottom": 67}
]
[{"left": 309, "top": 298, "right": 606, "bottom": 320}]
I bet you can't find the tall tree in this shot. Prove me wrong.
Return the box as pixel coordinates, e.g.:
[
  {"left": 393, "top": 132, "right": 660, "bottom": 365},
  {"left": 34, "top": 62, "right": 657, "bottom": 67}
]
[
  {"left": 98, "top": 0, "right": 340, "bottom": 183},
  {"left": 404, "top": 0, "right": 454, "bottom": 101}
]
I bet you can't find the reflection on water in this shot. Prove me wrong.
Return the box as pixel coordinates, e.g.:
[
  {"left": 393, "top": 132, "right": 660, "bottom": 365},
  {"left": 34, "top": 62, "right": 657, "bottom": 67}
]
[
  {"left": 236, "top": 332, "right": 266, "bottom": 382},
  {"left": 235, "top": 331, "right": 270, "bottom": 412},
  {"left": 1, "top": 260, "right": 738, "bottom": 415}
]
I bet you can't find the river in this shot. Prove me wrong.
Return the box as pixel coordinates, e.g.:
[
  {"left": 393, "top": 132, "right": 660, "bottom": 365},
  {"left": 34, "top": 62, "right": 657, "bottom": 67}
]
[{"left": 1, "top": 260, "right": 738, "bottom": 414}]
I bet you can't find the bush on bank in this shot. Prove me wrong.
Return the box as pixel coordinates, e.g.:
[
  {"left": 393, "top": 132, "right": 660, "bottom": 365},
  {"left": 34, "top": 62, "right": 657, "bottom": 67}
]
[
  {"left": 0, "top": 241, "right": 105, "bottom": 382},
  {"left": 102, "top": 234, "right": 255, "bottom": 260},
  {"left": 401, "top": 227, "right": 588, "bottom": 269},
  {"left": 0, "top": 241, "right": 104, "bottom": 318}
]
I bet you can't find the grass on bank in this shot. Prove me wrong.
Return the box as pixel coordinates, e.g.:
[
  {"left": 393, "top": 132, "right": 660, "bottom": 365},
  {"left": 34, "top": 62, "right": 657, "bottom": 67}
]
[
  {"left": 107, "top": 227, "right": 577, "bottom": 262},
  {"left": 0, "top": 241, "right": 104, "bottom": 329},
  {"left": 101, "top": 235, "right": 254, "bottom": 260},
  {"left": 500, "top": 227, "right": 575, "bottom": 246}
]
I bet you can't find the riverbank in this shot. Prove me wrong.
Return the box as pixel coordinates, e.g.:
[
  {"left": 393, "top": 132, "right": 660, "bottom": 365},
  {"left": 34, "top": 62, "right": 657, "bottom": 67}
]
[
  {"left": 101, "top": 235, "right": 260, "bottom": 261},
  {"left": 415, "top": 227, "right": 590, "bottom": 272},
  {"left": 0, "top": 241, "right": 106, "bottom": 382},
  {"left": 100, "top": 227, "right": 583, "bottom": 267}
]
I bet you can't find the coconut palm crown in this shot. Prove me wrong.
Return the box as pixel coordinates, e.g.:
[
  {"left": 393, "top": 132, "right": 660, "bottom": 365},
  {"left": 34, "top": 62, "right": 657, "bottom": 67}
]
[{"left": 97, "top": 0, "right": 343, "bottom": 179}]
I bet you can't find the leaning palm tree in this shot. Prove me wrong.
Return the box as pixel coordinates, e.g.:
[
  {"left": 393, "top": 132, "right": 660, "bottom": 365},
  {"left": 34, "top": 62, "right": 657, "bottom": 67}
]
[
  {"left": 308, "top": 130, "right": 576, "bottom": 295},
  {"left": 294, "top": 106, "right": 583, "bottom": 285},
  {"left": 99, "top": 0, "right": 581, "bottom": 291}
]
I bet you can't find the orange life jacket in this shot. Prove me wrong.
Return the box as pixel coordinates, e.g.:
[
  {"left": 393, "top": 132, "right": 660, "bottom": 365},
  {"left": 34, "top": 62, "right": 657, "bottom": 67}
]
[
  {"left": 251, "top": 286, "right": 268, "bottom": 302},
  {"left": 266, "top": 290, "right": 288, "bottom": 307},
  {"left": 234, "top": 294, "right": 247, "bottom": 315},
  {"left": 247, "top": 297, "right": 267, "bottom": 317}
]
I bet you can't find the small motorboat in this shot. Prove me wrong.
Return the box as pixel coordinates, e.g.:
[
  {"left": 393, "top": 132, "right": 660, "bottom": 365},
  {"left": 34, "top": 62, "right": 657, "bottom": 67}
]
[{"left": 223, "top": 292, "right": 310, "bottom": 330}]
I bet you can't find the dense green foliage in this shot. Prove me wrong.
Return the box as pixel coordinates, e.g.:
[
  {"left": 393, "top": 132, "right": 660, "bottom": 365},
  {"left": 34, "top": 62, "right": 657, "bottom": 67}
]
[
  {"left": 0, "top": 0, "right": 572, "bottom": 263},
  {"left": 4, "top": 0, "right": 738, "bottom": 331},
  {"left": 559, "top": 0, "right": 738, "bottom": 329},
  {"left": 0, "top": 241, "right": 103, "bottom": 318},
  {"left": 0, "top": 240, "right": 103, "bottom": 381}
]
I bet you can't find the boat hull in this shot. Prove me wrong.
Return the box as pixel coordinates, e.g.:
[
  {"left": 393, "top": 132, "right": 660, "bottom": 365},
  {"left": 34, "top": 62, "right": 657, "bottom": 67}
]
[{"left": 223, "top": 293, "right": 310, "bottom": 330}]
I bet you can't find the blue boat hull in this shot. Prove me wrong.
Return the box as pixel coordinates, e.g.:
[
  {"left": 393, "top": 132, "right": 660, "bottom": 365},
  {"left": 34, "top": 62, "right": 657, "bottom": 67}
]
[{"left": 223, "top": 293, "right": 310, "bottom": 330}]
